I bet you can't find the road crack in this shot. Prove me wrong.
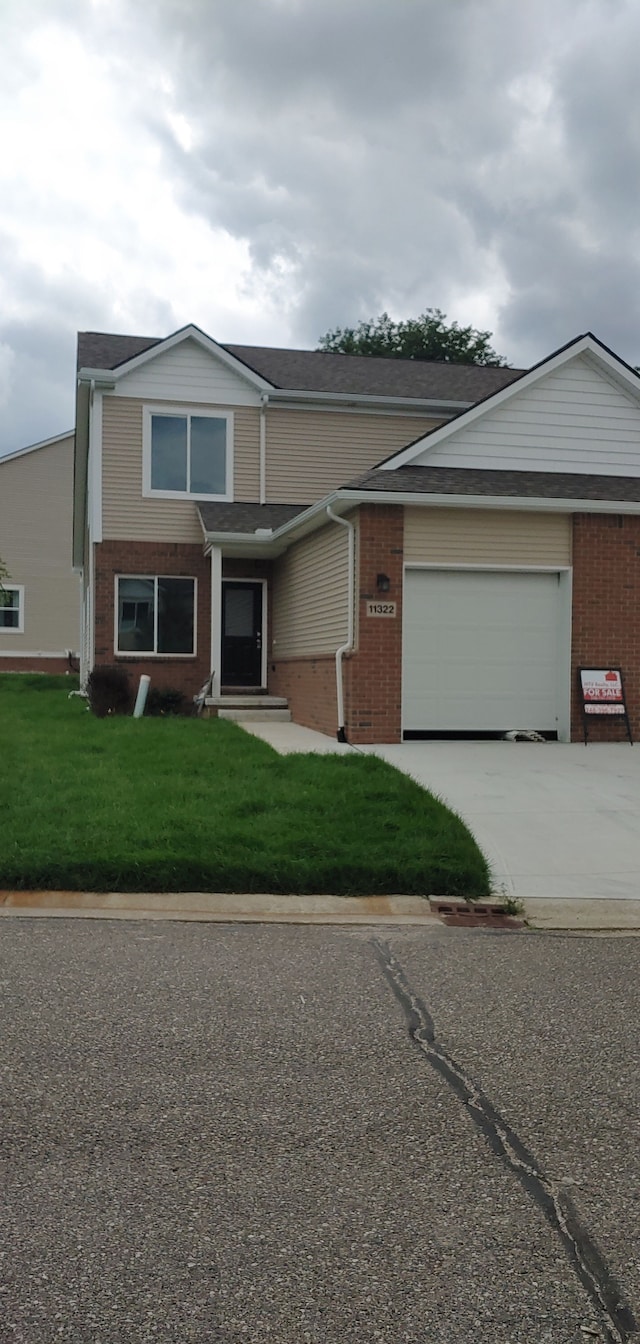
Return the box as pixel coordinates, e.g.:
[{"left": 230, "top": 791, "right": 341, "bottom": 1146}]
[{"left": 372, "top": 937, "right": 637, "bottom": 1344}]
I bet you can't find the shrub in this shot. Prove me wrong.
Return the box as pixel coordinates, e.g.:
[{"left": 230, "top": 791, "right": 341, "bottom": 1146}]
[
  {"left": 144, "top": 686, "right": 188, "bottom": 717},
  {"left": 87, "top": 665, "right": 132, "bottom": 717}
]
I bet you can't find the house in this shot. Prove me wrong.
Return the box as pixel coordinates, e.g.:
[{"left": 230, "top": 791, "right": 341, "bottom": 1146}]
[
  {"left": 73, "top": 326, "right": 640, "bottom": 743},
  {"left": 0, "top": 431, "right": 80, "bottom": 673}
]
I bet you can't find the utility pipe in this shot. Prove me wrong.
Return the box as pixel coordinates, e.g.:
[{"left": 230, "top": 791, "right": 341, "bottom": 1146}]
[
  {"left": 259, "top": 393, "right": 268, "bottom": 504},
  {"left": 133, "top": 674, "right": 151, "bottom": 718},
  {"left": 325, "top": 506, "right": 355, "bottom": 742}
]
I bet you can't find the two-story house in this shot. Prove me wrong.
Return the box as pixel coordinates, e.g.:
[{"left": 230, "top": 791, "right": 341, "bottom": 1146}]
[
  {"left": 1, "top": 431, "right": 80, "bottom": 673},
  {"left": 74, "top": 325, "right": 640, "bottom": 743}
]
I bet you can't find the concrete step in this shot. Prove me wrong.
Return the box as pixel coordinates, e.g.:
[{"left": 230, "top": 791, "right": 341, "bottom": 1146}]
[
  {"left": 217, "top": 708, "right": 292, "bottom": 722},
  {"left": 206, "top": 695, "right": 289, "bottom": 709}
]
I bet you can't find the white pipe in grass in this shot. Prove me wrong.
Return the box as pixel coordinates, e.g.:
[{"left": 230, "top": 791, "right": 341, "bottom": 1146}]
[{"left": 133, "top": 674, "right": 151, "bottom": 718}]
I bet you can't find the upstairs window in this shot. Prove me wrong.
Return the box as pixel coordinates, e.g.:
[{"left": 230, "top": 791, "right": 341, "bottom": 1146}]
[
  {"left": 143, "top": 408, "right": 232, "bottom": 500},
  {"left": 0, "top": 585, "right": 24, "bottom": 633}
]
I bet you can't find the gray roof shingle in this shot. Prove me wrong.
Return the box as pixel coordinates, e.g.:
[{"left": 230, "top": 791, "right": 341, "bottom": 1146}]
[
  {"left": 197, "top": 502, "right": 308, "bottom": 534},
  {"left": 77, "top": 330, "right": 522, "bottom": 403},
  {"left": 347, "top": 465, "right": 640, "bottom": 502}
]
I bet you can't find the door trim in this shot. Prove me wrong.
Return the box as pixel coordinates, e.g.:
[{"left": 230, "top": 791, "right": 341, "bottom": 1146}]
[
  {"left": 221, "top": 578, "right": 268, "bottom": 688},
  {"left": 401, "top": 563, "right": 572, "bottom": 742}
]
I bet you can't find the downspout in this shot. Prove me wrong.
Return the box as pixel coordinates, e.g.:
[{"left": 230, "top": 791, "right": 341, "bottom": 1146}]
[
  {"left": 87, "top": 378, "right": 96, "bottom": 675},
  {"left": 259, "top": 393, "right": 268, "bottom": 504},
  {"left": 326, "top": 506, "right": 355, "bottom": 742}
]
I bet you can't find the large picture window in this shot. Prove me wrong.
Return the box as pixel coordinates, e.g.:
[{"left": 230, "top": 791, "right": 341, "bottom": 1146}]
[
  {"left": 116, "top": 577, "right": 196, "bottom": 655},
  {"left": 0, "top": 585, "right": 24, "bottom": 633},
  {"left": 144, "top": 408, "right": 232, "bottom": 499}
]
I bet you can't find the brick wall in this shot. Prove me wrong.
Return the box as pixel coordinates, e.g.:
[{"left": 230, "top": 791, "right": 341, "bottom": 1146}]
[
  {"left": 0, "top": 657, "right": 71, "bottom": 674},
  {"left": 270, "top": 655, "right": 337, "bottom": 736},
  {"left": 94, "top": 540, "right": 211, "bottom": 698},
  {"left": 344, "top": 504, "right": 404, "bottom": 743},
  {"left": 571, "top": 514, "right": 640, "bottom": 741}
]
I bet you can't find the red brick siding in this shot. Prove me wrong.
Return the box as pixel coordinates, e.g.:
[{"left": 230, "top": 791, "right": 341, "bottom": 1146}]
[
  {"left": 93, "top": 540, "right": 211, "bottom": 698},
  {"left": 571, "top": 514, "right": 640, "bottom": 741},
  {"left": 0, "top": 657, "right": 71, "bottom": 674},
  {"left": 344, "top": 504, "right": 404, "bottom": 743},
  {"left": 270, "top": 655, "right": 337, "bottom": 736}
]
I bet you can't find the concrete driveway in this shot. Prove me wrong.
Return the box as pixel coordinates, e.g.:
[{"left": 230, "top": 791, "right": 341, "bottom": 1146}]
[{"left": 365, "top": 741, "right": 640, "bottom": 901}]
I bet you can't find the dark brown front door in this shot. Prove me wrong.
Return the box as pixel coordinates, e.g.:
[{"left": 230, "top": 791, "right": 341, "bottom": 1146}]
[{"left": 221, "top": 581, "right": 264, "bottom": 687}]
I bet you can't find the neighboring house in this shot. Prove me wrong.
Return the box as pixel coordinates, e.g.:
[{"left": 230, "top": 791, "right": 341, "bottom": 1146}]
[
  {"left": 73, "top": 325, "right": 640, "bottom": 743},
  {"left": 0, "top": 431, "right": 80, "bottom": 673}
]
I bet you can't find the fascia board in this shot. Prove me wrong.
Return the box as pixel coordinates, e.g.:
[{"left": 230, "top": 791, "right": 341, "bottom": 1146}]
[
  {"left": 267, "top": 388, "right": 468, "bottom": 413},
  {"left": 333, "top": 487, "right": 640, "bottom": 514},
  {"left": 380, "top": 335, "right": 640, "bottom": 471}
]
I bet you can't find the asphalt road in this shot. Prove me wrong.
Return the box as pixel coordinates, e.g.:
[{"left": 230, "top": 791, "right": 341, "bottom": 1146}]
[{"left": 1, "top": 920, "right": 638, "bottom": 1343}]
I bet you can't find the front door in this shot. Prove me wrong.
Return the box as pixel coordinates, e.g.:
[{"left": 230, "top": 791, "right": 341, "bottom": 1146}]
[{"left": 221, "top": 581, "right": 264, "bottom": 687}]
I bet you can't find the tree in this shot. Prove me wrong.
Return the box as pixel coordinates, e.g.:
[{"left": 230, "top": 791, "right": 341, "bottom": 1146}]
[
  {"left": 0, "top": 556, "right": 8, "bottom": 590},
  {"left": 317, "top": 309, "right": 508, "bottom": 366}
]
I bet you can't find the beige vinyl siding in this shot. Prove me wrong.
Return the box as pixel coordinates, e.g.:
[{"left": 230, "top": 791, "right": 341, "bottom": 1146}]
[
  {"left": 272, "top": 521, "right": 350, "bottom": 657},
  {"left": 102, "top": 396, "right": 261, "bottom": 541},
  {"left": 113, "top": 337, "right": 262, "bottom": 406},
  {"left": 266, "top": 408, "right": 441, "bottom": 503},
  {"left": 0, "top": 435, "right": 80, "bottom": 655},
  {"left": 415, "top": 355, "right": 640, "bottom": 475},
  {"left": 404, "top": 508, "right": 572, "bottom": 566}
]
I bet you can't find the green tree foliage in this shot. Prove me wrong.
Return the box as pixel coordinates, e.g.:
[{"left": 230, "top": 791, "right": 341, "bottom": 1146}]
[
  {"left": 317, "top": 309, "right": 508, "bottom": 366},
  {"left": 0, "top": 556, "right": 8, "bottom": 591}
]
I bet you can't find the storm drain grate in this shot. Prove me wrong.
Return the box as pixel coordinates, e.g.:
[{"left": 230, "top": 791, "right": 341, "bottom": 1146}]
[{"left": 429, "top": 900, "right": 524, "bottom": 930}]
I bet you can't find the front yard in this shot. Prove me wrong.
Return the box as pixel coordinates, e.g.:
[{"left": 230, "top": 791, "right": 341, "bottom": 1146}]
[{"left": 0, "top": 676, "right": 490, "bottom": 898}]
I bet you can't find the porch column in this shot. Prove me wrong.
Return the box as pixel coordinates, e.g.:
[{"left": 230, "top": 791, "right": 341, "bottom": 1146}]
[{"left": 210, "top": 546, "right": 222, "bottom": 697}]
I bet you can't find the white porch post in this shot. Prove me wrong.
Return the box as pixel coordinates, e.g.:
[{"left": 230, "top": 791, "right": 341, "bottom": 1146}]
[{"left": 210, "top": 546, "right": 222, "bottom": 697}]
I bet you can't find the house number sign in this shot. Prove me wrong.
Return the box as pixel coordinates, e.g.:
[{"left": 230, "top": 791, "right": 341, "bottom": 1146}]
[{"left": 366, "top": 600, "right": 397, "bottom": 617}]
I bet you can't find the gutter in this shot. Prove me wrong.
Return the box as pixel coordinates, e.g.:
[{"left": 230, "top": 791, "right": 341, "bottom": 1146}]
[{"left": 326, "top": 506, "right": 355, "bottom": 743}]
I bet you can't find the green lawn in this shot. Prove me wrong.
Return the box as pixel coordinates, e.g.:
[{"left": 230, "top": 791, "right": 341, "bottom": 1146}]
[{"left": 0, "top": 675, "right": 490, "bottom": 898}]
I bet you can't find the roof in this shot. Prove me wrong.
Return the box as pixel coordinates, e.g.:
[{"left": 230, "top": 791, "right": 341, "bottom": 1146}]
[
  {"left": 348, "top": 464, "right": 640, "bottom": 502},
  {"left": 77, "top": 330, "right": 522, "bottom": 403},
  {"left": 197, "top": 501, "right": 308, "bottom": 534}
]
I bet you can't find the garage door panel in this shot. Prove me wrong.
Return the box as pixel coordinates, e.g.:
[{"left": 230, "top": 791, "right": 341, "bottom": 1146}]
[{"left": 403, "top": 570, "right": 561, "bottom": 732}]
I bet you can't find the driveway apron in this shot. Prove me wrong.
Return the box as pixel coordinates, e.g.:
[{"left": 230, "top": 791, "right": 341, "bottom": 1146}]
[{"left": 364, "top": 741, "right": 640, "bottom": 900}]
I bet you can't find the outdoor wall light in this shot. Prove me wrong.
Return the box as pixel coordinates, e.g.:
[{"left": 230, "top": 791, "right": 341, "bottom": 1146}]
[{"left": 376, "top": 573, "right": 391, "bottom": 592}]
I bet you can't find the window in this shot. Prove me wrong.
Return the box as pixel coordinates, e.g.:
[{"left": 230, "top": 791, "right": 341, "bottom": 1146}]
[
  {"left": 116, "top": 577, "right": 196, "bottom": 655},
  {"left": 0, "top": 585, "right": 24, "bottom": 633},
  {"left": 143, "top": 408, "right": 232, "bottom": 499}
]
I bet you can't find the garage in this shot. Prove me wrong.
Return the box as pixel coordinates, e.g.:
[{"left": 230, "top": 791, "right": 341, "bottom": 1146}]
[{"left": 402, "top": 568, "right": 565, "bottom": 736}]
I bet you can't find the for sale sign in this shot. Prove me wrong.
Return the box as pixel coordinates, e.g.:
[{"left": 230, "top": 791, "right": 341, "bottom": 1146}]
[
  {"left": 578, "top": 667, "right": 633, "bottom": 743},
  {"left": 580, "top": 668, "right": 624, "bottom": 712}
]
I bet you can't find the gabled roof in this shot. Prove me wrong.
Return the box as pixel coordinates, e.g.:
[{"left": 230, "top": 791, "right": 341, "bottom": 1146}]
[
  {"left": 379, "top": 333, "right": 640, "bottom": 470},
  {"left": 77, "top": 328, "right": 522, "bottom": 403}
]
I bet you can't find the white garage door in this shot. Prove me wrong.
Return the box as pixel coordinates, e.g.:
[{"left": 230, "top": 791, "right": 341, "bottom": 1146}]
[{"left": 403, "top": 569, "right": 562, "bottom": 734}]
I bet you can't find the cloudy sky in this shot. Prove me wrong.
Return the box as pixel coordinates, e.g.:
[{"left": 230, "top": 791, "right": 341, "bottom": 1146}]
[{"left": 1, "top": 0, "right": 639, "bottom": 455}]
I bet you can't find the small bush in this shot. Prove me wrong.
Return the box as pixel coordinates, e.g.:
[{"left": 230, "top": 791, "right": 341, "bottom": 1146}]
[
  {"left": 87, "top": 665, "right": 132, "bottom": 717},
  {"left": 144, "top": 686, "right": 188, "bottom": 717}
]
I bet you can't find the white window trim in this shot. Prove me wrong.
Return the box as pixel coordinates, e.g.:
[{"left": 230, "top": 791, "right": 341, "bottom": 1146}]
[
  {"left": 142, "top": 404, "right": 234, "bottom": 501},
  {"left": 114, "top": 575, "right": 198, "bottom": 658},
  {"left": 0, "top": 584, "right": 25, "bottom": 634}
]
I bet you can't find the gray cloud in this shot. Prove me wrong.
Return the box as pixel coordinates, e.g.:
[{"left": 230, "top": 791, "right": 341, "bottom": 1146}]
[{"left": 1, "top": 0, "right": 640, "bottom": 455}]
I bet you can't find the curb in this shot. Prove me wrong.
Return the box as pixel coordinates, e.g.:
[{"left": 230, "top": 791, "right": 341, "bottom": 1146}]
[{"left": 0, "top": 890, "right": 440, "bottom": 926}]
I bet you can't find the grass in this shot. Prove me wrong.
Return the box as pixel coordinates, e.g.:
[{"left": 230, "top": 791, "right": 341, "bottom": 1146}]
[{"left": 0, "top": 675, "right": 490, "bottom": 898}]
